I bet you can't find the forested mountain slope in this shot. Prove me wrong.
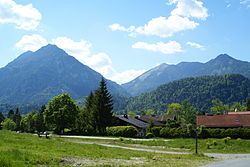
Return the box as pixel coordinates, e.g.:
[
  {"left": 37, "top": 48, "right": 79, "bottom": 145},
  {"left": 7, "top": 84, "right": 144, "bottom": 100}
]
[{"left": 122, "top": 74, "right": 250, "bottom": 113}]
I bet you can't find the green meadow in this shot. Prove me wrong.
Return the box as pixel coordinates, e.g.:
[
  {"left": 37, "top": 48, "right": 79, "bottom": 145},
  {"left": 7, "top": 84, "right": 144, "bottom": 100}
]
[{"left": 0, "top": 130, "right": 212, "bottom": 167}]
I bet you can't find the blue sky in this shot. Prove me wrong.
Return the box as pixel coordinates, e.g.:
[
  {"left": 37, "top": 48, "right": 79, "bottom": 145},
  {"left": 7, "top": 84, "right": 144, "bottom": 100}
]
[{"left": 0, "top": 0, "right": 250, "bottom": 84}]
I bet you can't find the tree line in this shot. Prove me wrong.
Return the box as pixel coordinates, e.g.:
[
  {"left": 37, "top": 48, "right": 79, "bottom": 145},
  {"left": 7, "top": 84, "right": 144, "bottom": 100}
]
[{"left": 0, "top": 78, "right": 114, "bottom": 135}]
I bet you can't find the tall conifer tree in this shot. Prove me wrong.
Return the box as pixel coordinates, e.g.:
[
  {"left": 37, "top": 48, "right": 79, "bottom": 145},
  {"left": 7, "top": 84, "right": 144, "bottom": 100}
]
[{"left": 93, "top": 78, "right": 114, "bottom": 134}]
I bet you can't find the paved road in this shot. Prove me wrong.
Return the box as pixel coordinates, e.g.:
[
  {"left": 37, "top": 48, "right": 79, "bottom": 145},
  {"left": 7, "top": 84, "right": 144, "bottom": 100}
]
[{"left": 200, "top": 158, "right": 250, "bottom": 167}]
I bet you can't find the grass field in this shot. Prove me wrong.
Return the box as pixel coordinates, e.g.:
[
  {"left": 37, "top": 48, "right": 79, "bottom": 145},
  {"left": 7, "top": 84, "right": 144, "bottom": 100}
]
[
  {"left": 0, "top": 130, "right": 212, "bottom": 167},
  {"left": 92, "top": 137, "right": 250, "bottom": 154}
]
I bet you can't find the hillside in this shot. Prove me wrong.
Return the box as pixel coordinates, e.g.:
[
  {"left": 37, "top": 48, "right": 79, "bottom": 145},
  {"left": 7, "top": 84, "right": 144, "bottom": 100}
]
[
  {"left": 0, "top": 44, "right": 128, "bottom": 113},
  {"left": 122, "top": 74, "right": 250, "bottom": 113},
  {"left": 122, "top": 54, "right": 250, "bottom": 96}
]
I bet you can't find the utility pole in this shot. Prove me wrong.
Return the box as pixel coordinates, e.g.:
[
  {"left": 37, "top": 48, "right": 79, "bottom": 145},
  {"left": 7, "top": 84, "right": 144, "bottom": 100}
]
[{"left": 195, "top": 126, "right": 198, "bottom": 154}]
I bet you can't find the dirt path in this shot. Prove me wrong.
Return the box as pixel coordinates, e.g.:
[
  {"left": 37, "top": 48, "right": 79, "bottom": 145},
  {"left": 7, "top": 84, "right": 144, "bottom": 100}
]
[{"left": 74, "top": 141, "right": 191, "bottom": 155}]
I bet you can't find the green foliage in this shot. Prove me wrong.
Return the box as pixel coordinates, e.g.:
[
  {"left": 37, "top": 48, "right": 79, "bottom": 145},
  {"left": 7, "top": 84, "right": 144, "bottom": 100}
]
[
  {"left": 20, "top": 111, "right": 37, "bottom": 132},
  {"left": 167, "top": 103, "right": 182, "bottom": 120},
  {"left": 84, "top": 78, "right": 114, "bottom": 135},
  {"left": 13, "top": 108, "right": 21, "bottom": 131},
  {"left": 145, "top": 109, "right": 156, "bottom": 115},
  {"left": 124, "top": 74, "right": 250, "bottom": 113},
  {"left": 154, "top": 127, "right": 250, "bottom": 139},
  {"left": 247, "top": 99, "right": 250, "bottom": 111},
  {"left": 0, "top": 112, "right": 5, "bottom": 124},
  {"left": 1, "top": 118, "right": 16, "bottom": 131},
  {"left": 151, "top": 127, "right": 162, "bottom": 137},
  {"left": 160, "top": 127, "right": 191, "bottom": 138},
  {"left": 166, "top": 101, "right": 196, "bottom": 126},
  {"left": 206, "top": 140, "right": 217, "bottom": 149},
  {"left": 222, "top": 137, "right": 231, "bottom": 144},
  {"left": 44, "top": 94, "right": 79, "bottom": 134},
  {"left": 7, "top": 110, "right": 14, "bottom": 120},
  {"left": 229, "top": 102, "right": 246, "bottom": 112},
  {"left": 145, "top": 132, "right": 154, "bottom": 138},
  {"left": 106, "top": 126, "right": 138, "bottom": 137},
  {"left": 210, "top": 99, "right": 229, "bottom": 115},
  {"left": 34, "top": 105, "right": 46, "bottom": 132},
  {"left": 127, "top": 111, "right": 136, "bottom": 117},
  {"left": 166, "top": 119, "right": 181, "bottom": 128},
  {"left": 75, "top": 108, "right": 94, "bottom": 135},
  {"left": 146, "top": 119, "right": 155, "bottom": 133}
]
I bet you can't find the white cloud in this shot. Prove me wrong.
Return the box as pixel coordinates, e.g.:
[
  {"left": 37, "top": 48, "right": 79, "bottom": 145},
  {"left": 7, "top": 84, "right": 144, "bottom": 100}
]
[
  {"left": 186, "top": 41, "right": 204, "bottom": 49},
  {"left": 132, "top": 41, "right": 183, "bottom": 54},
  {"left": 169, "top": 0, "right": 208, "bottom": 20},
  {"left": 135, "top": 15, "right": 198, "bottom": 38},
  {"left": 110, "top": 69, "right": 146, "bottom": 84},
  {"left": 15, "top": 34, "right": 48, "bottom": 51},
  {"left": 52, "top": 37, "right": 92, "bottom": 65},
  {"left": 240, "top": 0, "right": 250, "bottom": 8},
  {"left": 240, "top": 0, "right": 250, "bottom": 4},
  {"left": 109, "top": 24, "right": 135, "bottom": 32},
  {"left": 0, "top": 0, "right": 41, "bottom": 30},
  {"left": 109, "top": 0, "right": 208, "bottom": 38}
]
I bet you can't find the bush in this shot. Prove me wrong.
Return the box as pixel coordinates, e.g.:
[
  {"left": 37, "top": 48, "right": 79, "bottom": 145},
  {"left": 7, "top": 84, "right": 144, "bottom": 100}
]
[
  {"left": 206, "top": 128, "right": 250, "bottom": 139},
  {"left": 151, "top": 127, "right": 162, "bottom": 137},
  {"left": 145, "top": 132, "right": 154, "bottom": 138},
  {"left": 222, "top": 137, "right": 231, "bottom": 144},
  {"left": 1, "top": 119, "right": 16, "bottom": 131},
  {"left": 160, "top": 127, "right": 171, "bottom": 138},
  {"left": 106, "top": 126, "right": 138, "bottom": 137},
  {"left": 206, "top": 128, "right": 224, "bottom": 138},
  {"left": 158, "top": 127, "right": 250, "bottom": 139}
]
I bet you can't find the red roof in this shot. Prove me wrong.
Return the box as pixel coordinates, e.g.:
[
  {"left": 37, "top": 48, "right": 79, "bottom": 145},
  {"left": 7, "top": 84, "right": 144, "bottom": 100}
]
[
  {"left": 227, "top": 111, "right": 250, "bottom": 115},
  {"left": 197, "top": 115, "right": 250, "bottom": 128}
]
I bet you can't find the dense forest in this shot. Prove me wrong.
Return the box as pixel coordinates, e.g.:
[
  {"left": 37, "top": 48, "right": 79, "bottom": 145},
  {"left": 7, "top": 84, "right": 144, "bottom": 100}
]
[{"left": 119, "top": 74, "right": 250, "bottom": 114}]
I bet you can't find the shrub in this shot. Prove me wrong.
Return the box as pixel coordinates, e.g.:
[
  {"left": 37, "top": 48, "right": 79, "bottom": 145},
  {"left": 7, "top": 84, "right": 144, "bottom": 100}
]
[
  {"left": 160, "top": 127, "right": 171, "bottom": 138},
  {"left": 106, "top": 126, "right": 138, "bottom": 137},
  {"left": 1, "top": 119, "right": 16, "bottom": 131},
  {"left": 222, "top": 137, "right": 231, "bottom": 144},
  {"left": 146, "top": 132, "right": 154, "bottom": 138},
  {"left": 151, "top": 127, "right": 162, "bottom": 137},
  {"left": 206, "top": 128, "right": 224, "bottom": 138},
  {"left": 159, "top": 127, "right": 250, "bottom": 139},
  {"left": 206, "top": 140, "right": 217, "bottom": 149},
  {"left": 198, "top": 125, "right": 209, "bottom": 138}
]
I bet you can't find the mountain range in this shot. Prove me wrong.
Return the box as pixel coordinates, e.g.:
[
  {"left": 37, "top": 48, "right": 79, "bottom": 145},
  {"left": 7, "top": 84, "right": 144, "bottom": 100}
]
[
  {"left": 0, "top": 44, "right": 250, "bottom": 114},
  {"left": 122, "top": 54, "right": 250, "bottom": 96}
]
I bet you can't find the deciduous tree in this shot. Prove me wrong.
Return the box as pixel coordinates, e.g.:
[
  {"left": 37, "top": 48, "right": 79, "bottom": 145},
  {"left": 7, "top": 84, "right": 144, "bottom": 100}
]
[{"left": 44, "top": 94, "right": 79, "bottom": 134}]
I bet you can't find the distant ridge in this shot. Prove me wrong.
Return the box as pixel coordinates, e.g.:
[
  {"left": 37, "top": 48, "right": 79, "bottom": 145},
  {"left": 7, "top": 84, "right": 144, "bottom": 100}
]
[{"left": 122, "top": 54, "right": 250, "bottom": 96}]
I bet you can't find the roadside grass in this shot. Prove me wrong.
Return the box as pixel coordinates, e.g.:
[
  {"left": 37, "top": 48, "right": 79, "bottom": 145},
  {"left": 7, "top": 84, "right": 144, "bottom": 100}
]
[
  {"left": 82, "top": 137, "right": 250, "bottom": 154},
  {"left": 0, "top": 130, "right": 212, "bottom": 167}
]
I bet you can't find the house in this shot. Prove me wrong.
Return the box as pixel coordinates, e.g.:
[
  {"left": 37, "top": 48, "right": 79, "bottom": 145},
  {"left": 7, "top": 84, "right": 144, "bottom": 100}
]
[
  {"left": 137, "top": 115, "right": 176, "bottom": 126},
  {"left": 116, "top": 115, "right": 149, "bottom": 136},
  {"left": 197, "top": 114, "right": 250, "bottom": 128},
  {"left": 115, "top": 114, "right": 175, "bottom": 136}
]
